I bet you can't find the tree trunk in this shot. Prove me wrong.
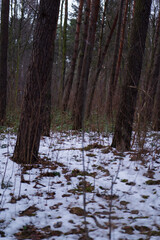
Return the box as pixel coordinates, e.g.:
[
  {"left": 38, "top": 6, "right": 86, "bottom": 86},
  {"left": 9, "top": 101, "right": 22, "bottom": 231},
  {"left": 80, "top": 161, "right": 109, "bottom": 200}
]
[
  {"left": 0, "top": 0, "right": 9, "bottom": 125},
  {"left": 13, "top": 0, "right": 60, "bottom": 164},
  {"left": 86, "top": 12, "right": 118, "bottom": 119},
  {"left": 152, "top": 74, "right": 160, "bottom": 131},
  {"left": 114, "top": 0, "right": 128, "bottom": 92},
  {"left": 144, "top": 12, "right": 160, "bottom": 122},
  {"left": 112, "top": 0, "right": 152, "bottom": 151},
  {"left": 59, "top": 0, "right": 68, "bottom": 104},
  {"left": 71, "top": 0, "right": 91, "bottom": 112},
  {"left": 72, "top": 0, "right": 100, "bottom": 130},
  {"left": 106, "top": 0, "right": 124, "bottom": 120},
  {"left": 62, "top": 0, "right": 84, "bottom": 111}
]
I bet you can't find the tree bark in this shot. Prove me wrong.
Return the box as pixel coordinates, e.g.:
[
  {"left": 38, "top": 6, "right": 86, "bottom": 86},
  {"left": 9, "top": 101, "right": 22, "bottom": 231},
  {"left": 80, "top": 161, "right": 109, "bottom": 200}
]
[
  {"left": 13, "top": 0, "right": 60, "bottom": 164},
  {"left": 62, "top": 0, "right": 84, "bottom": 111},
  {"left": 59, "top": 0, "right": 68, "bottom": 104},
  {"left": 72, "top": 0, "right": 100, "bottom": 130},
  {"left": 0, "top": 0, "right": 9, "bottom": 124},
  {"left": 86, "top": 12, "right": 118, "bottom": 119},
  {"left": 106, "top": 0, "right": 124, "bottom": 120},
  {"left": 152, "top": 74, "right": 160, "bottom": 131},
  {"left": 112, "top": 0, "right": 152, "bottom": 151},
  {"left": 71, "top": 0, "right": 91, "bottom": 112}
]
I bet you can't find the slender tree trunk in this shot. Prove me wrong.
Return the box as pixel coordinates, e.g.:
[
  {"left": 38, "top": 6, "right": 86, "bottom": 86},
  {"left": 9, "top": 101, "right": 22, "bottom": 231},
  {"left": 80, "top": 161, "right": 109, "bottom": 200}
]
[
  {"left": 106, "top": 0, "right": 124, "bottom": 120},
  {"left": 145, "top": 31, "right": 160, "bottom": 122},
  {"left": 97, "top": 0, "right": 108, "bottom": 66},
  {"left": 114, "top": 0, "right": 128, "bottom": 90},
  {"left": 86, "top": 12, "right": 118, "bottom": 119},
  {"left": 73, "top": 0, "right": 100, "bottom": 130},
  {"left": 59, "top": 0, "right": 68, "bottom": 104},
  {"left": 0, "top": 0, "right": 9, "bottom": 124},
  {"left": 112, "top": 0, "right": 152, "bottom": 151},
  {"left": 71, "top": 0, "right": 91, "bottom": 112},
  {"left": 62, "top": 0, "right": 84, "bottom": 111},
  {"left": 13, "top": 0, "right": 60, "bottom": 164},
  {"left": 152, "top": 74, "right": 160, "bottom": 131}
]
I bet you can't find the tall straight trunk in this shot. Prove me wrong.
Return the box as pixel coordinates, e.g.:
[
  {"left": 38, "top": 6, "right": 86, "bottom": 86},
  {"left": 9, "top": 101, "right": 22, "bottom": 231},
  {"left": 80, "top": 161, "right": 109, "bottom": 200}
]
[
  {"left": 71, "top": 0, "right": 91, "bottom": 112},
  {"left": 13, "top": 0, "right": 60, "bottom": 164},
  {"left": 86, "top": 12, "right": 118, "bottom": 119},
  {"left": 97, "top": 0, "right": 108, "bottom": 65},
  {"left": 73, "top": 0, "right": 100, "bottom": 130},
  {"left": 144, "top": 10, "right": 160, "bottom": 93},
  {"left": 59, "top": 0, "right": 68, "bottom": 104},
  {"left": 145, "top": 32, "right": 160, "bottom": 122},
  {"left": 114, "top": 0, "right": 128, "bottom": 90},
  {"left": 59, "top": 0, "right": 65, "bottom": 61},
  {"left": 106, "top": 0, "right": 124, "bottom": 120},
  {"left": 0, "top": 0, "right": 9, "bottom": 124},
  {"left": 62, "top": 0, "right": 84, "bottom": 111},
  {"left": 152, "top": 74, "right": 160, "bottom": 131},
  {"left": 112, "top": 0, "right": 152, "bottom": 151}
]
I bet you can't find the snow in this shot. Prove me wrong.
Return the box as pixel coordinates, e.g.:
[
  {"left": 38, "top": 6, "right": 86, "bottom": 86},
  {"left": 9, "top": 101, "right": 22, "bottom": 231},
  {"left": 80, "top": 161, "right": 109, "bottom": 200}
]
[{"left": 0, "top": 130, "right": 160, "bottom": 239}]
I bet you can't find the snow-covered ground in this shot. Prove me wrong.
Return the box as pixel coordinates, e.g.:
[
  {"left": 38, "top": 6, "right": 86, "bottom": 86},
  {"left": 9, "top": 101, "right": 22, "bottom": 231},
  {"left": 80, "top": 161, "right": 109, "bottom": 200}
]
[{"left": 0, "top": 130, "right": 160, "bottom": 239}]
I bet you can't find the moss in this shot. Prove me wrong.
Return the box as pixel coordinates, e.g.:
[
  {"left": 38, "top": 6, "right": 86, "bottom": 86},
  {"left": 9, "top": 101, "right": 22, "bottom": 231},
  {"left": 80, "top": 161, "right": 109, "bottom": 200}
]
[
  {"left": 121, "top": 179, "right": 128, "bottom": 183},
  {"left": 145, "top": 180, "right": 160, "bottom": 185},
  {"left": 141, "top": 195, "right": 149, "bottom": 199}
]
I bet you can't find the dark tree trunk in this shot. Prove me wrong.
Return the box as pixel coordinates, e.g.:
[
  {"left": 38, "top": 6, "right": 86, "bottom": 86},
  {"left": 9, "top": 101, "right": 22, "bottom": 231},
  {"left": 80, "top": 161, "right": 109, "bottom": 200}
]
[
  {"left": 0, "top": 0, "right": 9, "bottom": 125},
  {"left": 13, "top": 0, "right": 60, "bottom": 164},
  {"left": 106, "top": 0, "right": 124, "bottom": 120},
  {"left": 72, "top": 0, "right": 100, "bottom": 130},
  {"left": 114, "top": 0, "right": 128, "bottom": 91},
  {"left": 62, "top": 0, "right": 84, "bottom": 111},
  {"left": 112, "top": 0, "right": 152, "bottom": 151},
  {"left": 59, "top": 0, "right": 68, "bottom": 104},
  {"left": 71, "top": 0, "right": 91, "bottom": 112},
  {"left": 145, "top": 24, "right": 160, "bottom": 122},
  {"left": 86, "top": 12, "right": 118, "bottom": 119},
  {"left": 152, "top": 75, "right": 160, "bottom": 131}
]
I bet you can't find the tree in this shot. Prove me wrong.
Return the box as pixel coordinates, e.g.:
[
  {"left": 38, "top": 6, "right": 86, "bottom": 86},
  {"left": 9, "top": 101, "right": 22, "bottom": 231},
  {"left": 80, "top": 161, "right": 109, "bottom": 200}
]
[
  {"left": 152, "top": 74, "right": 160, "bottom": 131},
  {"left": 73, "top": 0, "right": 100, "bottom": 130},
  {"left": 71, "top": 0, "right": 91, "bottom": 112},
  {"left": 106, "top": 0, "right": 124, "bottom": 120},
  {"left": 0, "top": 0, "right": 10, "bottom": 124},
  {"left": 112, "top": 0, "right": 152, "bottom": 151},
  {"left": 62, "top": 0, "right": 84, "bottom": 111},
  {"left": 13, "top": 0, "right": 60, "bottom": 164},
  {"left": 86, "top": 12, "right": 119, "bottom": 119}
]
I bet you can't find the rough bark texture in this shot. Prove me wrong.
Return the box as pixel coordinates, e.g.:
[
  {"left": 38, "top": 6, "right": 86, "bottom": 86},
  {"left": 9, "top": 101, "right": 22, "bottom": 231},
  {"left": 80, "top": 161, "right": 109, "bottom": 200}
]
[
  {"left": 0, "top": 0, "right": 9, "bottom": 124},
  {"left": 62, "top": 0, "right": 84, "bottom": 111},
  {"left": 112, "top": 0, "right": 152, "bottom": 151},
  {"left": 73, "top": 0, "right": 100, "bottom": 130},
  {"left": 13, "top": 0, "right": 60, "bottom": 164}
]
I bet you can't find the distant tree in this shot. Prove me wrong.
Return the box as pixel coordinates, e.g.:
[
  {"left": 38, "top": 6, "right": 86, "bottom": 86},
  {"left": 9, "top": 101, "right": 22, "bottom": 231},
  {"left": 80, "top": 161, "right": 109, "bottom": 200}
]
[
  {"left": 13, "top": 0, "right": 60, "bottom": 163},
  {"left": 71, "top": 0, "right": 91, "bottom": 112},
  {"left": 152, "top": 73, "right": 160, "bottom": 131},
  {"left": 62, "top": 0, "right": 84, "bottom": 111},
  {"left": 73, "top": 0, "right": 100, "bottom": 130},
  {"left": 0, "top": 0, "right": 9, "bottom": 124},
  {"left": 86, "top": 11, "right": 119, "bottom": 119},
  {"left": 106, "top": 0, "right": 124, "bottom": 120},
  {"left": 112, "top": 0, "right": 152, "bottom": 150}
]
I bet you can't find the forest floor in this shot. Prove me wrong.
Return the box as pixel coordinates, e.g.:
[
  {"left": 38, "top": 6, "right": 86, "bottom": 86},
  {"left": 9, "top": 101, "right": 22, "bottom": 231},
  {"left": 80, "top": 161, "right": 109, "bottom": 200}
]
[{"left": 0, "top": 129, "right": 160, "bottom": 240}]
